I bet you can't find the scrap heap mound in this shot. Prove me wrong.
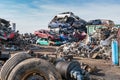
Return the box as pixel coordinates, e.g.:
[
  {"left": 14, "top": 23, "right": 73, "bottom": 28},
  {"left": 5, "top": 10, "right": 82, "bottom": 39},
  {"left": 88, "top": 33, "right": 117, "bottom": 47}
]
[
  {"left": 0, "top": 18, "right": 37, "bottom": 51},
  {"left": 0, "top": 18, "right": 14, "bottom": 40}
]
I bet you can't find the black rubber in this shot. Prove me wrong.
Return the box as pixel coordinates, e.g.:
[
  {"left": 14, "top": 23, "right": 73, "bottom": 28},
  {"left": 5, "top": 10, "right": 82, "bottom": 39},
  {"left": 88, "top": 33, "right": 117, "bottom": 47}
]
[
  {"left": 0, "top": 52, "right": 31, "bottom": 80},
  {"left": 8, "top": 58, "right": 62, "bottom": 80}
]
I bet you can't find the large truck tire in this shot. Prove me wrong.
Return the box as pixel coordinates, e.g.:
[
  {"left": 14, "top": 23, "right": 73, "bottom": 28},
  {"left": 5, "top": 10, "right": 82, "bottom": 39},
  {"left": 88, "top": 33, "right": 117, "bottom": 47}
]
[
  {"left": 0, "top": 52, "right": 31, "bottom": 80},
  {"left": 7, "top": 58, "right": 62, "bottom": 80}
]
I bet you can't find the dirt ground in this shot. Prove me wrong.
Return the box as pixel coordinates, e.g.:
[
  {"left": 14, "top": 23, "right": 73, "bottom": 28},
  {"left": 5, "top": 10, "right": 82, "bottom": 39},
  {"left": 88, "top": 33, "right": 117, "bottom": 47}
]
[
  {"left": 78, "top": 58, "right": 120, "bottom": 80},
  {"left": 34, "top": 46, "right": 120, "bottom": 80},
  {"left": 2, "top": 45, "right": 120, "bottom": 80}
]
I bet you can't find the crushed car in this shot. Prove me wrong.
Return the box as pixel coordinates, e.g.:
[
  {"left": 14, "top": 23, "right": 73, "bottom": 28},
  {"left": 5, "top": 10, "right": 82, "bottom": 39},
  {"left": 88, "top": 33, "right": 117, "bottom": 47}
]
[
  {"left": 36, "top": 38, "right": 63, "bottom": 46},
  {"left": 48, "top": 12, "right": 87, "bottom": 35},
  {"left": 0, "top": 18, "right": 15, "bottom": 41},
  {"left": 56, "top": 21, "right": 117, "bottom": 59},
  {"left": 34, "top": 29, "right": 60, "bottom": 40},
  {"left": 48, "top": 21, "right": 70, "bottom": 29}
]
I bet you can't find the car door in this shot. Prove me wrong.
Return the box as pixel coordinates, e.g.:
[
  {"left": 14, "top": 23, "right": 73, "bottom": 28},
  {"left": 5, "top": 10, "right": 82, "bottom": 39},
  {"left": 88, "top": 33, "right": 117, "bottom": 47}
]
[
  {"left": 36, "top": 38, "right": 42, "bottom": 44},
  {"left": 41, "top": 38, "right": 49, "bottom": 45},
  {"left": 46, "top": 31, "right": 51, "bottom": 38},
  {"left": 37, "top": 38, "right": 48, "bottom": 45},
  {"left": 37, "top": 31, "right": 42, "bottom": 38},
  {"left": 41, "top": 30, "right": 48, "bottom": 38}
]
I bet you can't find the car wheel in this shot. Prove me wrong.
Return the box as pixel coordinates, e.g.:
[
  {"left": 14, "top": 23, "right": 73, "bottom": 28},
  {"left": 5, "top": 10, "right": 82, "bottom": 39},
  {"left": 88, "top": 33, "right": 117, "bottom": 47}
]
[
  {"left": 59, "top": 25, "right": 62, "bottom": 28},
  {"left": 35, "top": 34, "right": 38, "bottom": 36},
  {"left": 7, "top": 58, "right": 62, "bottom": 80},
  {"left": 49, "top": 43, "right": 54, "bottom": 46},
  {"left": 48, "top": 26, "right": 51, "bottom": 29},
  {"left": 36, "top": 43, "right": 41, "bottom": 45},
  {"left": 48, "top": 37, "right": 52, "bottom": 41},
  {"left": 0, "top": 52, "right": 31, "bottom": 80}
]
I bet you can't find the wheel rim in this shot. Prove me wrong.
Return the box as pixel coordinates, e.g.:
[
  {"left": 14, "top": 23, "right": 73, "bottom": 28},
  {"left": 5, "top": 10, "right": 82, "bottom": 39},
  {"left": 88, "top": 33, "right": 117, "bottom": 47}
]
[
  {"left": 26, "top": 73, "right": 45, "bottom": 80},
  {"left": 48, "top": 37, "right": 51, "bottom": 40},
  {"left": 22, "top": 72, "right": 47, "bottom": 80},
  {"left": 49, "top": 43, "right": 53, "bottom": 46}
]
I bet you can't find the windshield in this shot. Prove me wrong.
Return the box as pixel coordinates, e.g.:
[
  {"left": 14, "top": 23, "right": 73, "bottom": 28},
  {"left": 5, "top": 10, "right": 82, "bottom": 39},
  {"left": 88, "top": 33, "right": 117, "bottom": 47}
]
[{"left": 49, "top": 31, "right": 55, "bottom": 35}]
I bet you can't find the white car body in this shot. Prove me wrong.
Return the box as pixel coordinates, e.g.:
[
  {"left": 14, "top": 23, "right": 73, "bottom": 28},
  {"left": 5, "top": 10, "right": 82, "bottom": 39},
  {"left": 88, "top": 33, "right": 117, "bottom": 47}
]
[
  {"left": 49, "top": 22, "right": 64, "bottom": 28},
  {"left": 48, "top": 21, "right": 70, "bottom": 28},
  {"left": 56, "top": 12, "right": 75, "bottom": 18}
]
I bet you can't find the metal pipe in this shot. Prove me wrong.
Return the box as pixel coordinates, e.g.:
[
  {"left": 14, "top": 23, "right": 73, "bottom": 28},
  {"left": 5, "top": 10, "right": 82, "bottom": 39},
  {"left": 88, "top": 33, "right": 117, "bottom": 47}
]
[{"left": 55, "top": 61, "right": 81, "bottom": 80}]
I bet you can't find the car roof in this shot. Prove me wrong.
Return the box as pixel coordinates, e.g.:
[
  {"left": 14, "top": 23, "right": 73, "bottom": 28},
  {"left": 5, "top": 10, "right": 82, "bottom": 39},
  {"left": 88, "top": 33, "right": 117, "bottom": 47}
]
[
  {"left": 59, "top": 12, "right": 74, "bottom": 15},
  {"left": 36, "top": 29, "right": 49, "bottom": 32}
]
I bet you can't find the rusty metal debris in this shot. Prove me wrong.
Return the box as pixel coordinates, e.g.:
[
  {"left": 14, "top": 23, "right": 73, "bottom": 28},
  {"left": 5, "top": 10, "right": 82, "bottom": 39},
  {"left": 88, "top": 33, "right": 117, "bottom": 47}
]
[
  {"left": 0, "top": 12, "right": 119, "bottom": 80},
  {"left": 55, "top": 26, "right": 117, "bottom": 59}
]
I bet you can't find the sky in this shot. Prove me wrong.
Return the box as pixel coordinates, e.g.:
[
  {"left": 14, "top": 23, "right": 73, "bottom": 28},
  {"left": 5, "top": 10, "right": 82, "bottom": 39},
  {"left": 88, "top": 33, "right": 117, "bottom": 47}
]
[{"left": 0, "top": 0, "right": 120, "bottom": 33}]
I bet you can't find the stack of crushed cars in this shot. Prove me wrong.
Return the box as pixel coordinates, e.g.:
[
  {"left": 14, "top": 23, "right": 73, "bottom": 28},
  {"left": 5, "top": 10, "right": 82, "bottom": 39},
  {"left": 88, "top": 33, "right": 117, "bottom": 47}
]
[
  {"left": 34, "top": 12, "right": 88, "bottom": 46},
  {"left": 0, "top": 18, "right": 15, "bottom": 41},
  {"left": 0, "top": 18, "right": 38, "bottom": 51},
  {"left": 55, "top": 15, "right": 117, "bottom": 59},
  {"left": 0, "top": 18, "right": 18, "bottom": 50},
  {"left": 35, "top": 12, "right": 117, "bottom": 60},
  {"left": 48, "top": 12, "right": 87, "bottom": 33}
]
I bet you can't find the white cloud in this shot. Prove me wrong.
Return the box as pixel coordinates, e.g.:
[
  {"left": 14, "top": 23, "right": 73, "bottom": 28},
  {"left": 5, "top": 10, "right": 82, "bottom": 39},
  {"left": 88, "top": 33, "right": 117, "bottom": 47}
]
[{"left": 0, "top": 1, "right": 120, "bottom": 33}]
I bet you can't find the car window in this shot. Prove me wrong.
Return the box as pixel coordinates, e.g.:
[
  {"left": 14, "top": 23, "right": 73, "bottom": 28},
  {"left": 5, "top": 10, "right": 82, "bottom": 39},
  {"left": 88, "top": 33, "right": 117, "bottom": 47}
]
[
  {"left": 57, "top": 18, "right": 65, "bottom": 22},
  {"left": 39, "top": 31, "right": 42, "bottom": 33},
  {"left": 43, "top": 30, "right": 46, "bottom": 33},
  {"left": 49, "top": 31, "right": 54, "bottom": 35},
  {"left": 44, "top": 38, "right": 48, "bottom": 41},
  {"left": 40, "top": 38, "right": 43, "bottom": 40}
]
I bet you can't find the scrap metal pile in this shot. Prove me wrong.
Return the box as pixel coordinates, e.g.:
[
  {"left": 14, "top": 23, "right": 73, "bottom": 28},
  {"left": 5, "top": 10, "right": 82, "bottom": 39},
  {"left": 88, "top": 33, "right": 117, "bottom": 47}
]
[
  {"left": 3, "top": 33, "right": 38, "bottom": 51},
  {"left": 33, "top": 12, "right": 118, "bottom": 60},
  {"left": 0, "top": 18, "right": 14, "bottom": 41},
  {"left": 34, "top": 12, "right": 88, "bottom": 46},
  {"left": 49, "top": 12, "right": 117, "bottom": 60},
  {"left": 56, "top": 26, "right": 117, "bottom": 59},
  {"left": 0, "top": 12, "right": 118, "bottom": 80},
  {"left": 0, "top": 18, "right": 38, "bottom": 51}
]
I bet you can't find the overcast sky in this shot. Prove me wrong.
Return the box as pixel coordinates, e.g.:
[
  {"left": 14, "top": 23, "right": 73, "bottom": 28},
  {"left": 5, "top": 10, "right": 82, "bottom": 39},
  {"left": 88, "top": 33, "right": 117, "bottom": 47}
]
[{"left": 0, "top": 0, "right": 120, "bottom": 33}]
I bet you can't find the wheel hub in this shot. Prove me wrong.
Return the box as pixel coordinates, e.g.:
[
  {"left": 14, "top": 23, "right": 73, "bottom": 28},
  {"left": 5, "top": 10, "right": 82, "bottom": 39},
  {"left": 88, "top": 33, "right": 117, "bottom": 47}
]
[{"left": 26, "top": 73, "right": 45, "bottom": 80}]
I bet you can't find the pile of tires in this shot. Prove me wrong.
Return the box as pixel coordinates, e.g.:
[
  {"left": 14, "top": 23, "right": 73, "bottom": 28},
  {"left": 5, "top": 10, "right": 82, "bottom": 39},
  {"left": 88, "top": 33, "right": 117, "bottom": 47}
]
[{"left": 0, "top": 52, "right": 62, "bottom": 80}]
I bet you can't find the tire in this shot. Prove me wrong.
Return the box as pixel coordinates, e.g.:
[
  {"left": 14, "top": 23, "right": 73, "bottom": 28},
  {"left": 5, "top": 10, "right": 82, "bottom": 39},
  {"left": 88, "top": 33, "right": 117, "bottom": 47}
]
[
  {"left": 49, "top": 43, "right": 54, "bottom": 46},
  {"left": 48, "top": 37, "right": 52, "bottom": 41},
  {"left": 8, "top": 58, "right": 62, "bottom": 80},
  {"left": 48, "top": 26, "right": 51, "bottom": 29},
  {"left": 35, "top": 34, "right": 38, "bottom": 36},
  {"left": 0, "top": 52, "right": 31, "bottom": 80},
  {"left": 36, "top": 43, "right": 41, "bottom": 45},
  {"left": 37, "top": 43, "right": 39, "bottom": 45}
]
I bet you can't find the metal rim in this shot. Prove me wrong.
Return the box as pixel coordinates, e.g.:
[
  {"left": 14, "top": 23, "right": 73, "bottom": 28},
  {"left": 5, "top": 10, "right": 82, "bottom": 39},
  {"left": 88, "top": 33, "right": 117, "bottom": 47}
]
[{"left": 22, "top": 71, "right": 47, "bottom": 80}]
